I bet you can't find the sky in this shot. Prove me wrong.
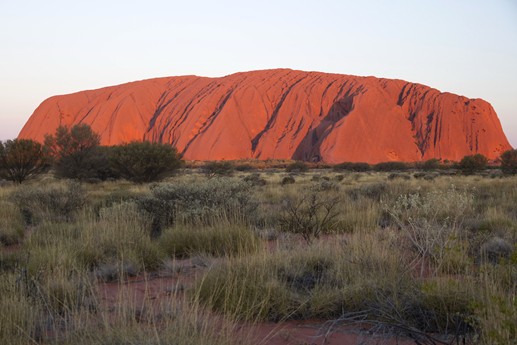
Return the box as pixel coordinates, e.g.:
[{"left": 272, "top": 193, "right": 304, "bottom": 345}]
[{"left": 1, "top": 0, "right": 516, "bottom": 146}]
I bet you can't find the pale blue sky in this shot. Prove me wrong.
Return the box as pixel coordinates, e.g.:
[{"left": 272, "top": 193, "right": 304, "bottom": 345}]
[{"left": 1, "top": 0, "right": 516, "bottom": 146}]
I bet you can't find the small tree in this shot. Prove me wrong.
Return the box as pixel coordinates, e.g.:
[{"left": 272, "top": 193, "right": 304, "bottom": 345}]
[
  {"left": 0, "top": 139, "right": 50, "bottom": 183},
  {"left": 110, "top": 141, "right": 182, "bottom": 183},
  {"left": 44, "top": 124, "right": 104, "bottom": 179},
  {"left": 279, "top": 192, "right": 342, "bottom": 244},
  {"left": 459, "top": 154, "right": 488, "bottom": 175},
  {"left": 45, "top": 124, "right": 100, "bottom": 158},
  {"left": 500, "top": 149, "right": 517, "bottom": 175}
]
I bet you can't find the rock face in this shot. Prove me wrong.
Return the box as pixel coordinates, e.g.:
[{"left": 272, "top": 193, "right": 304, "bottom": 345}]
[{"left": 19, "top": 69, "right": 511, "bottom": 163}]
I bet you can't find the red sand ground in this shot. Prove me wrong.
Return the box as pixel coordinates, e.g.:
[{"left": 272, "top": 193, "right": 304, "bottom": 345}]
[
  {"left": 19, "top": 69, "right": 511, "bottom": 163},
  {"left": 96, "top": 259, "right": 419, "bottom": 345}
]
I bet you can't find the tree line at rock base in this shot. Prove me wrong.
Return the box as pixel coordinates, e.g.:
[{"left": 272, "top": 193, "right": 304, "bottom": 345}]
[{"left": 1, "top": 124, "right": 517, "bottom": 183}]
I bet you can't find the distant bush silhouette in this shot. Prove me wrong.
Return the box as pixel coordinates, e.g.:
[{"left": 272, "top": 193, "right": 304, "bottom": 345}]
[
  {"left": 333, "top": 162, "right": 371, "bottom": 172},
  {"left": 459, "top": 154, "right": 488, "bottom": 175},
  {"left": 0, "top": 139, "right": 50, "bottom": 183},
  {"left": 234, "top": 163, "right": 254, "bottom": 171},
  {"left": 418, "top": 158, "right": 441, "bottom": 171},
  {"left": 110, "top": 141, "right": 182, "bottom": 183},
  {"left": 373, "top": 161, "right": 409, "bottom": 172},
  {"left": 285, "top": 161, "right": 308, "bottom": 173},
  {"left": 500, "top": 149, "right": 517, "bottom": 175}
]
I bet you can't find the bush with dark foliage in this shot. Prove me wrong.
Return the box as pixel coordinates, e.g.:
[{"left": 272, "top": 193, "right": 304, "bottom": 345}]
[
  {"left": 0, "top": 139, "right": 50, "bottom": 183},
  {"left": 500, "top": 149, "right": 517, "bottom": 175},
  {"left": 57, "top": 146, "right": 114, "bottom": 181},
  {"left": 373, "top": 161, "right": 410, "bottom": 172},
  {"left": 110, "top": 141, "right": 182, "bottom": 183},
  {"left": 333, "top": 162, "right": 371, "bottom": 172},
  {"left": 281, "top": 176, "right": 296, "bottom": 185},
  {"left": 459, "top": 154, "right": 488, "bottom": 175},
  {"left": 286, "top": 161, "right": 308, "bottom": 173},
  {"left": 419, "top": 158, "right": 441, "bottom": 170}
]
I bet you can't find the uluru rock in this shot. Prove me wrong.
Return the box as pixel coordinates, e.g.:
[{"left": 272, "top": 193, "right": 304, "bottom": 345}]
[{"left": 18, "top": 69, "right": 511, "bottom": 163}]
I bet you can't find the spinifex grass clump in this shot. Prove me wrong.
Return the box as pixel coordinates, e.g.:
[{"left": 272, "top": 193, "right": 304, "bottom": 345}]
[
  {"left": 0, "top": 200, "right": 24, "bottom": 246},
  {"left": 0, "top": 262, "right": 243, "bottom": 345},
  {"left": 194, "top": 235, "right": 477, "bottom": 336},
  {"left": 160, "top": 223, "right": 261, "bottom": 258},
  {"left": 0, "top": 264, "right": 97, "bottom": 344},
  {"left": 76, "top": 201, "right": 164, "bottom": 273},
  {"left": 10, "top": 181, "right": 86, "bottom": 225}
]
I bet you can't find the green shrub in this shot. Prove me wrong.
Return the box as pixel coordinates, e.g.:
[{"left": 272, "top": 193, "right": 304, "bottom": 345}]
[
  {"left": 347, "top": 182, "right": 388, "bottom": 201},
  {"left": 10, "top": 181, "right": 86, "bottom": 224},
  {"left": 242, "top": 173, "right": 266, "bottom": 186},
  {"left": 285, "top": 161, "right": 308, "bottom": 173},
  {"left": 0, "top": 139, "right": 50, "bottom": 183},
  {"left": 385, "top": 187, "right": 474, "bottom": 276},
  {"left": 459, "top": 154, "right": 488, "bottom": 175},
  {"left": 311, "top": 180, "right": 340, "bottom": 192},
  {"left": 57, "top": 146, "right": 114, "bottom": 181},
  {"left": 500, "top": 149, "right": 517, "bottom": 175},
  {"left": 202, "top": 161, "right": 235, "bottom": 177},
  {"left": 280, "top": 176, "right": 295, "bottom": 185},
  {"left": 109, "top": 141, "right": 182, "bottom": 182},
  {"left": 137, "top": 178, "right": 255, "bottom": 236}
]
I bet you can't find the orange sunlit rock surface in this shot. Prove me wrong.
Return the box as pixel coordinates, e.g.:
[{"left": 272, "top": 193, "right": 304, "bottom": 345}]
[{"left": 19, "top": 69, "right": 511, "bottom": 163}]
